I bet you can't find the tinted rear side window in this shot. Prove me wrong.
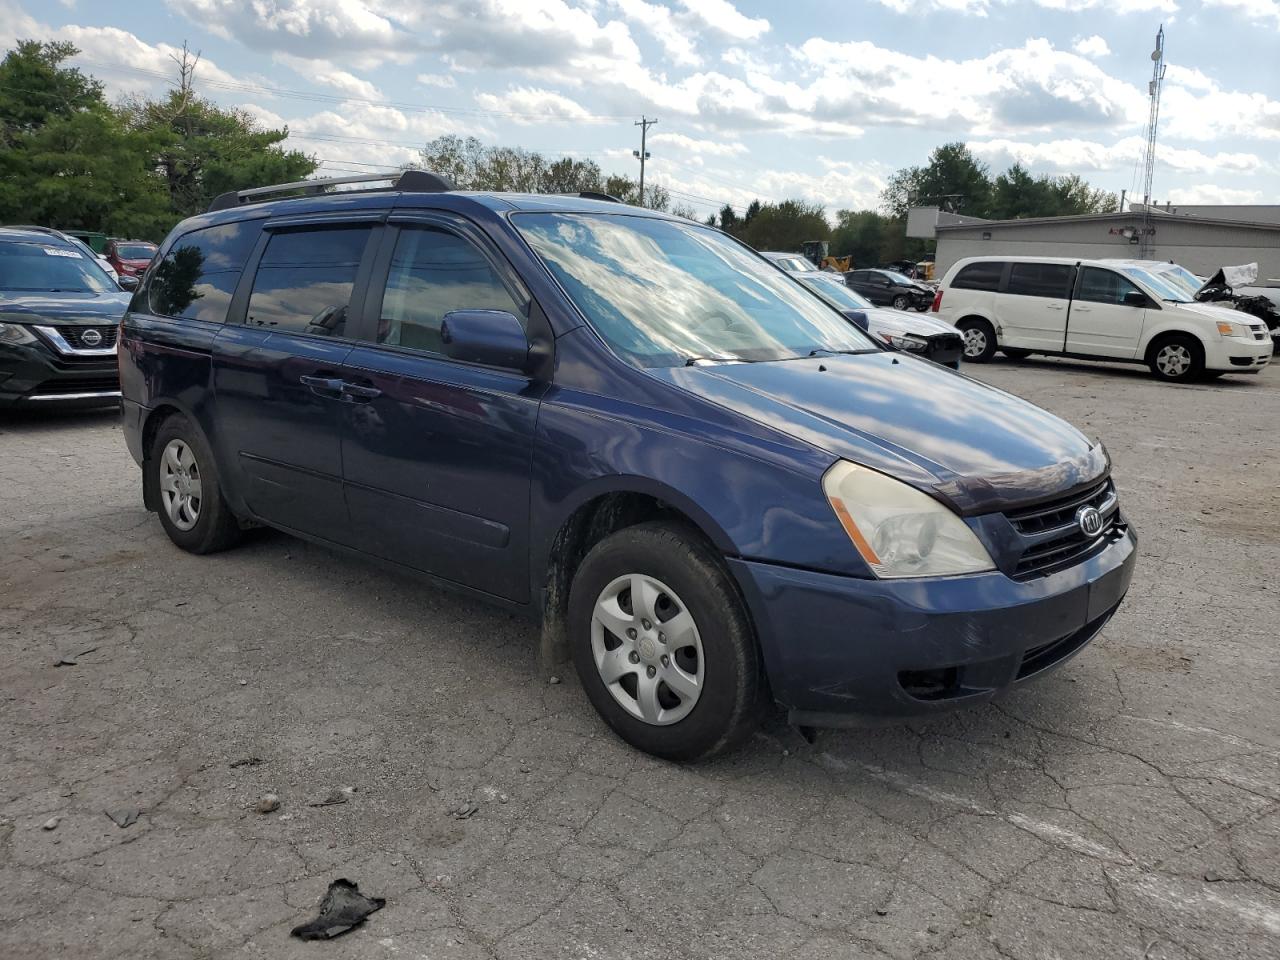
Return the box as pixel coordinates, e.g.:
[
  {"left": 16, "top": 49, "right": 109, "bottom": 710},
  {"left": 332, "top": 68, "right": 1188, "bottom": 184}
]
[
  {"left": 149, "top": 221, "right": 261, "bottom": 323},
  {"left": 246, "top": 227, "right": 373, "bottom": 336},
  {"left": 951, "top": 261, "right": 1003, "bottom": 291},
  {"left": 1007, "top": 262, "right": 1074, "bottom": 299}
]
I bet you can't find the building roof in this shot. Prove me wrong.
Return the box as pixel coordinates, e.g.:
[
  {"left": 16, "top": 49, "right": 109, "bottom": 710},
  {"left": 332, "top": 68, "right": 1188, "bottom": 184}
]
[{"left": 934, "top": 208, "right": 1280, "bottom": 234}]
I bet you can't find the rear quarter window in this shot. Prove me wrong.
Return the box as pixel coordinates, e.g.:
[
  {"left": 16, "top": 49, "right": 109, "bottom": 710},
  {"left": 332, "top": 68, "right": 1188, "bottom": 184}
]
[
  {"left": 1006, "top": 262, "right": 1074, "bottom": 299},
  {"left": 950, "top": 261, "right": 1003, "bottom": 291},
  {"left": 149, "top": 221, "right": 262, "bottom": 323}
]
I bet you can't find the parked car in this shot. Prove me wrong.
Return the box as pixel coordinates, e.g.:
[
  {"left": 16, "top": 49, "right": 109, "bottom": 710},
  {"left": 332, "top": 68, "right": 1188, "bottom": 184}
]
[
  {"left": 0, "top": 226, "right": 130, "bottom": 407},
  {"left": 4, "top": 225, "right": 136, "bottom": 290},
  {"left": 119, "top": 172, "right": 1137, "bottom": 760},
  {"left": 761, "top": 251, "right": 847, "bottom": 287},
  {"left": 846, "top": 268, "right": 935, "bottom": 311},
  {"left": 794, "top": 274, "right": 964, "bottom": 368},
  {"left": 104, "top": 238, "right": 158, "bottom": 280},
  {"left": 933, "top": 256, "right": 1273, "bottom": 382}
]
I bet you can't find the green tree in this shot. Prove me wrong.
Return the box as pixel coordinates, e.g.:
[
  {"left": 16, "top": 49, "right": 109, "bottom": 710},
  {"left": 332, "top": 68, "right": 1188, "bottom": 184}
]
[
  {"left": 125, "top": 74, "right": 316, "bottom": 222},
  {"left": 0, "top": 40, "right": 169, "bottom": 236},
  {"left": 737, "top": 199, "right": 829, "bottom": 252},
  {"left": 881, "top": 142, "right": 993, "bottom": 218}
]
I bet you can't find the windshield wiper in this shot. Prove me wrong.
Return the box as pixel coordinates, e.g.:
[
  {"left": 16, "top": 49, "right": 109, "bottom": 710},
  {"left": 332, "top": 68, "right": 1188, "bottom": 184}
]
[{"left": 684, "top": 355, "right": 752, "bottom": 366}]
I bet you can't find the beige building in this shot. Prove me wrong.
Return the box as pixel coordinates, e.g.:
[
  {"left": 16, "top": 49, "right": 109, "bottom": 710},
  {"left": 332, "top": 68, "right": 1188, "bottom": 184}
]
[{"left": 910, "top": 206, "right": 1280, "bottom": 283}]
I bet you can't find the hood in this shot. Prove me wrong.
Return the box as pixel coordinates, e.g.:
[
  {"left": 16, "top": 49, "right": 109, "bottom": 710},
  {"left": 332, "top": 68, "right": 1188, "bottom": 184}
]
[
  {"left": 1170, "top": 300, "right": 1261, "bottom": 324},
  {"left": 654, "top": 352, "right": 1104, "bottom": 513},
  {"left": 0, "top": 289, "right": 132, "bottom": 325},
  {"left": 862, "top": 306, "right": 956, "bottom": 337}
]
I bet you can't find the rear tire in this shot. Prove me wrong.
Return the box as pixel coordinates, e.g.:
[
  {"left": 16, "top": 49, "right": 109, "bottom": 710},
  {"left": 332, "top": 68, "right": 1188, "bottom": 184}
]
[
  {"left": 1002, "top": 348, "right": 1031, "bottom": 360},
  {"left": 568, "top": 521, "right": 762, "bottom": 761},
  {"left": 957, "top": 318, "right": 998, "bottom": 363},
  {"left": 151, "top": 414, "right": 242, "bottom": 554},
  {"left": 1147, "top": 334, "right": 1204, "bottom": 383}
]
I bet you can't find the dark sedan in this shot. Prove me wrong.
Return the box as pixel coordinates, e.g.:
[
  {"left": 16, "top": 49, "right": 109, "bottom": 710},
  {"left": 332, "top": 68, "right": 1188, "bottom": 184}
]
[
  {"left": 846, "top": 268, "right": 935, "bottom": 311},
  {"left": 0, "top": 227, "right": 131, "bottom": 407}
]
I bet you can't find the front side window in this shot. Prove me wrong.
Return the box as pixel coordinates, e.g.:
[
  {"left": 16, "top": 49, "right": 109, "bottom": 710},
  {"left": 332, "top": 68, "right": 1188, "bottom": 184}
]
[
  {"left": 0, "top": 241, "right": 116, "bottom": 294},
  {"left": 150, "top": 221, "right": 261, "bottom": 322},
  {"left": 1077, "top": 267, "right": 1143, "bottom": 305},
  {"left": 1007, "top": 262, "right": 1074, "bottom": 299},
  {"left": 516, "top": 213, "right": 878, "bottom": 366},
  {"left": 951, "top": 261, "right": 1002, "bottom": 291},
  {"left": 374, "top": 227, "right": 524, "bottom": 352},
  {"left": 246, "top": 226, "right": 372, "bottom": 336}
]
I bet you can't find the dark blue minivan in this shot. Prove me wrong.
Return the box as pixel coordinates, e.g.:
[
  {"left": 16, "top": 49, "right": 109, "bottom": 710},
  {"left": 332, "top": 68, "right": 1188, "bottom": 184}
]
[{"left": 119, "top": 172, "right": 1136, "bottom": 760}]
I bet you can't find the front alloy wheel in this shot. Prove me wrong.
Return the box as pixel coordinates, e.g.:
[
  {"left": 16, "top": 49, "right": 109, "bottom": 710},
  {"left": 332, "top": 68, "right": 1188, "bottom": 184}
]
[
  {"left": 591, "top": 573, "right": 704, "bottom": 725},
  {"left": 1155, "top": 343, "right": 1191, "bottom": 378},
  {"left": 892, "top": 294, "right": 910, "bottom": 311},
  {"left": 1148, "top": 334, "right": 1204, "bottom": 382}
]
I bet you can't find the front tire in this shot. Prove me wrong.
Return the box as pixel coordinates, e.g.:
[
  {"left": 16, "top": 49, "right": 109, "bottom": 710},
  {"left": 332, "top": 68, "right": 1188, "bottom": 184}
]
[
  {"left": 568, "top": 521, "right": 762, "bottom": 761},
  {"left": 957, "top": 318, "right": 998, "bottom": 363},
  {"left": 1148, "top": 334, "right": 1204, "bottom": 383},
  {"left": 892, "top": 295, "right": 910, "bottom": 311},
  {"left": 151, "top": 414, "right": 242, "bottom": 554}
]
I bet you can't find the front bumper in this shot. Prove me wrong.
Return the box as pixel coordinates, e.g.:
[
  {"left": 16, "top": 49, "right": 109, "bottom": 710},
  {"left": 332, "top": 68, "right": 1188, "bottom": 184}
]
[
  {"left": 0, "top": 338, "right": 120, "bottom": 407},
  {"left": 730, "top": 525, "right": 1137, "bottom": 721},
  {"left": 1205, "top": 335, "right": 1272, "bottom": 373}
]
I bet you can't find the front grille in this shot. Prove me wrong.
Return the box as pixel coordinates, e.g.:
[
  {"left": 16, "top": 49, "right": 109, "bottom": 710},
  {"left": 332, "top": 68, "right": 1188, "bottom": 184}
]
[
  {"left": 33, "top": 374, "right": 120, "bottom": 396},
  {"left": 1254, "top": 329, "right": 1267, "bottom": 341},
  {"left": 1006, "top": 479, "right": 1123, "bottom": 579},
  {"left": 56, "top": 325, "right": 118, "bottom": 349}
]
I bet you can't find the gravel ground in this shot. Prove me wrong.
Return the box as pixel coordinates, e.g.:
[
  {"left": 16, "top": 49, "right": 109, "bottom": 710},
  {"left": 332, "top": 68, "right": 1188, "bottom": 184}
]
[{"left": 2, "top": 357, "right": 1278, "bottom": 960}]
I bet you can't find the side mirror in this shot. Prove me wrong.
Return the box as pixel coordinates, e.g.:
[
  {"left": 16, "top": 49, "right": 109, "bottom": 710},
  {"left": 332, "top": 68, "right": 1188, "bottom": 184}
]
[
  {"left": 1122, "top": 290, "right": 1147, "bottom": 307},
  {"left": 440, "top": 309, "right": 530, "bottom": 371},
  {"left": 843, "top": 309, "right": 870, "bottom": 331},
  {"left": 118, "top": 275, "right": 139, "bottom": 291}
]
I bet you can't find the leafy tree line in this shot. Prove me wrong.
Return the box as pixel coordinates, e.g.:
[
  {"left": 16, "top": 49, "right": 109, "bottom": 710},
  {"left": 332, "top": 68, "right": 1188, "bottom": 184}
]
[
  {"left": 415, "top": 135, "right": 670, "bottom": 211},
  {"left": 0, "top": 40, "right": 314, "bottom": 241},
  {"left": 708, "top": 143, "right": 1118, "bottom": 266}
]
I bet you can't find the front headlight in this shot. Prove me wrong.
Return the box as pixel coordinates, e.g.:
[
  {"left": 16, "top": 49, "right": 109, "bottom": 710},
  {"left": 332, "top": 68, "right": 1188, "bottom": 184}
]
[
  {"left": 822, "top": 461, "right": 996, "bottom": 579},
  {"left": 0, "top": 322, "right": 37, "bottom": 346},
  {"left": 1216, "top": 320, "right": 1251, "bottom": 339},
  {"left": 884, "top": 332, "right": 929, "bottom": 352}
]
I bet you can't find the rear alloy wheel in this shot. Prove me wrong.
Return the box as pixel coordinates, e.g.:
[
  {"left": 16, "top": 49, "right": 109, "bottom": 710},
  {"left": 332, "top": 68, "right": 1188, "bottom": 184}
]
[
  {"left": 957, "top": 318, "right": 998, "bottom": 363},
  {"left": 892, "top": 294, "right": 911, "bottom": 311},
  {"left": 568, "top": 521, "right": 762, "bottom": 761},
  {"left": 151, "top": 414, "right": 242, "bottom": 554},
  {"left": 1148, "top": 335, "right": 1204, "bottom": 383}
]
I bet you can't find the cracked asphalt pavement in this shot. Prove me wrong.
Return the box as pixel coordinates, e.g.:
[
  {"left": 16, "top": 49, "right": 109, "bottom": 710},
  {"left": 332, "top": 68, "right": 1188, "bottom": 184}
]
[{"left": 2, "top": 357, "right": 1278, "bottom": 960}]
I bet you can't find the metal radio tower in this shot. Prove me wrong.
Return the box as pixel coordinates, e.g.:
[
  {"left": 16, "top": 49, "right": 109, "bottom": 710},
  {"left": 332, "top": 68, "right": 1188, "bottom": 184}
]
[{"left": 1139, "top": 26, "right": 1167, "bottom": 256}]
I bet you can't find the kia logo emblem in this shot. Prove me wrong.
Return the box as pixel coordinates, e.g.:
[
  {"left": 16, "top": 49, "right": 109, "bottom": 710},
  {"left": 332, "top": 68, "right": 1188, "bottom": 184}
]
[
  {"left": 81, "top": 329, "right": 103, "bottom": 347},
  {"left": 1075, "top": 505, "right": 1104, "bottom": 538}
]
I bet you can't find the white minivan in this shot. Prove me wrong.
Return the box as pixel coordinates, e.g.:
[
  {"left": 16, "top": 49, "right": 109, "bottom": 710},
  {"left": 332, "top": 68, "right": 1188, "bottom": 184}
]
[{"left": 933, "top": 256, "right": 1273, "bottom": 383}]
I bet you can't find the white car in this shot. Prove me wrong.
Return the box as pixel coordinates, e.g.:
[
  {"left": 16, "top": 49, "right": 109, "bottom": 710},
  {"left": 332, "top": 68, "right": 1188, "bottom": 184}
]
[
  {"left": 760, "top": 251, "right": 848, "bottom": 288},
  {"left": 933, "top": 256, "right": 1273, "bottom": 383}
]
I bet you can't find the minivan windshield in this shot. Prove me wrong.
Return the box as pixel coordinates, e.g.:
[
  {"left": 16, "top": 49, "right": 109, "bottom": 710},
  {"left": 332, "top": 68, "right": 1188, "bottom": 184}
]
[
  {"left": 516, "top": 213, "right": 879, "bottom": 366},
  {"left": 1119, "top": 266, "right": 1194, "bottom": 303},
  {"left": 0, "top": 241, "right": 117, "bottom": 294}
]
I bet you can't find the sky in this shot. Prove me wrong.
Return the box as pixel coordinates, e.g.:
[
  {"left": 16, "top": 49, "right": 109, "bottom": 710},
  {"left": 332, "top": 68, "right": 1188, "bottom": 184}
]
[{"left": 3, "top": 0, "right": 1278, "bottom": 221}]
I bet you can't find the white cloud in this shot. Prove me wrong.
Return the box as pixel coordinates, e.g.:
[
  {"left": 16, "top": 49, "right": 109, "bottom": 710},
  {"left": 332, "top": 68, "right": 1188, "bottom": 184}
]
[
  {"left": 677, "top": 0, "right": 769, "bottom": 40},
  {"left": 1166, "top": 184, "right": 1265, "bottom": 204},
  {"left": 474, "top": 86, "right": 597, "bottom": 124},
  {"left": 1200, "top": 0, "right": 1280, "bottom": 26},
  {"left": 417, "top": 72, "right": 458, "bottom": 89},
  {"left": 874, "top": 0, "right": 1175, "bottom": 11},
  {"left": 970, "top": 136, "right": 1268, "bottom": 175},
  {"left": 649, "top": 132, "right": 748, "bottom": 156},
  {"left": 1072, "top": 35, "right": 1110, "bottom": 58},
  {"left": 169, "top": 0, "right": 415, "bottom": 66},
  {"left": 275, "top": 54, "right": 382, "bottom": 100},
  {"left": 610, "top": 0, "right": 702, "bottom": 66}
]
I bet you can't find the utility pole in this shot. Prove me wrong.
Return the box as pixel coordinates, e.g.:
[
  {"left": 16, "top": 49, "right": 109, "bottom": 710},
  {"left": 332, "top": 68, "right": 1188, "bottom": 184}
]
[{"left": 634, "top": 116, "right": 657, "bottom": 205}]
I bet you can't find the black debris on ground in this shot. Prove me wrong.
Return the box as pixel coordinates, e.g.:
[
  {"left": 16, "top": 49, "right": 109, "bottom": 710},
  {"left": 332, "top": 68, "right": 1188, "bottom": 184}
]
[{"left": 290, "top": 879, "right": 385, "bottom": 941}]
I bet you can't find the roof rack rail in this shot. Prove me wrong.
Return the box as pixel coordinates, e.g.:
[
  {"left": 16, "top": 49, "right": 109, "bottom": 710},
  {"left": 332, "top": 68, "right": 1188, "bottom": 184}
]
[
  {"left": 569, "top": 191, "right": 623, "bottom": 203},
  {"left": 207, "top": 169, "right": 456, "bottom": 213}
]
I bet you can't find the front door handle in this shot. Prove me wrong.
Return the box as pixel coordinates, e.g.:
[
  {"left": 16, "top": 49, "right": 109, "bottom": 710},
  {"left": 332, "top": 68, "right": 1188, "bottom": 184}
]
[
  {"left": 299, "top": 374, "right": 345, "bottom": 397},
  {"left": 340, "top": 382, "right": 382, "bottom": 402}
]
